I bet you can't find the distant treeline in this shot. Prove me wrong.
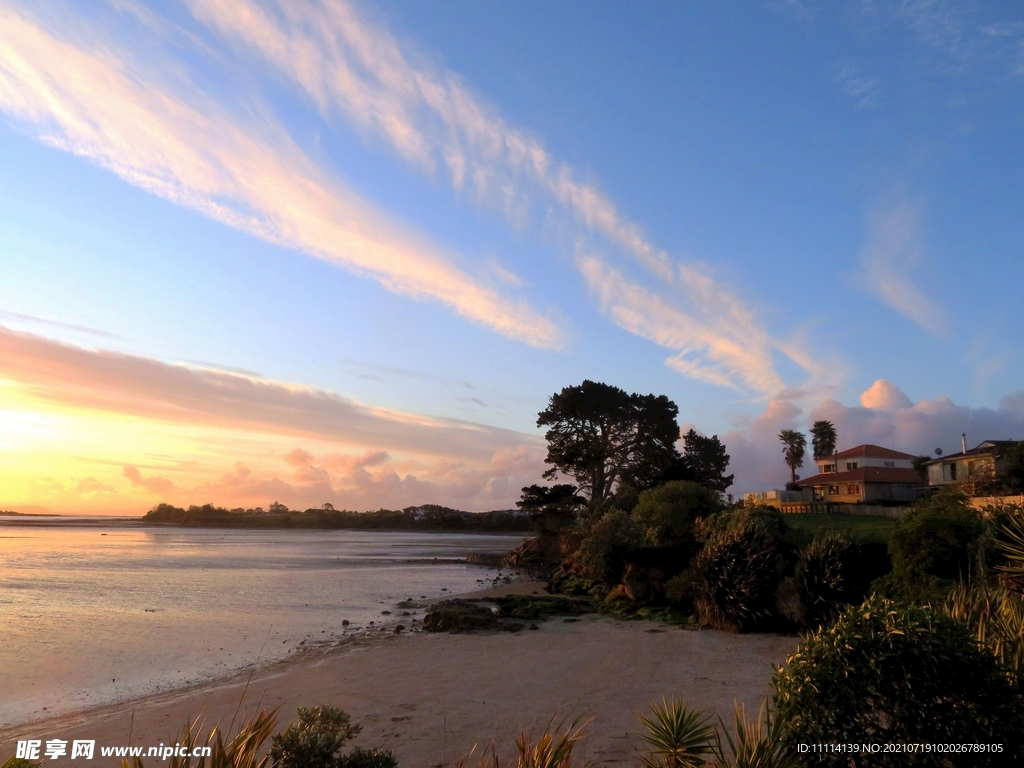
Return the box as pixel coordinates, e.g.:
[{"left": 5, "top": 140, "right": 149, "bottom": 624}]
[{"left": 142, "top": 502, "right": 531, "bottom": 531}]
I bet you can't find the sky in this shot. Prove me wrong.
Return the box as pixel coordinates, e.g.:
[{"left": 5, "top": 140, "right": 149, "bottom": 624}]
[{"left": 2, "top": 0, "right": 1024, "bottom": 515}]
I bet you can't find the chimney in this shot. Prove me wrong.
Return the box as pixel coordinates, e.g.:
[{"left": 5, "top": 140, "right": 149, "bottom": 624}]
[{"left": 961, "top": 433, "right": 967, "bottom": 454}]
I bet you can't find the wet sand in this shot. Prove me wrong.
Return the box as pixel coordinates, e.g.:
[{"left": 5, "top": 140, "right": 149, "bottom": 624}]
[{"left": 0, "top": 581, "right": 798, "bottom": 767}]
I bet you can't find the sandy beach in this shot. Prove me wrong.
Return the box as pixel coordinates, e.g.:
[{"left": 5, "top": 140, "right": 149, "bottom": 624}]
[{"left": 0, "top": 581, "right": 799, "bottom": 767}]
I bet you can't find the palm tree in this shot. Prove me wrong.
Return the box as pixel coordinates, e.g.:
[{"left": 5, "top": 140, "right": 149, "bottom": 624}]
[
  {"left": 778, "top": 430, "right": 807, "bottom": 485},
  {"left": 810, "top": 420, "right": 837, "bottom": 461}
]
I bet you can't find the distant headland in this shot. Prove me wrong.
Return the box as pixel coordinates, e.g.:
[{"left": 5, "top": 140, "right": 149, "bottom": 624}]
[
  {"left": 142, "top": 502, "right": 530, "bottom": 532},
  {"left": 0, "top": 507, "right": 60, "bottom": 516}
]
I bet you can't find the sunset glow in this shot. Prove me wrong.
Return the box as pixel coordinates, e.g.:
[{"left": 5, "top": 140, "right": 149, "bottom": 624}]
[{"left": 3, "top": 1, "right": 1023, "bottom": 514}]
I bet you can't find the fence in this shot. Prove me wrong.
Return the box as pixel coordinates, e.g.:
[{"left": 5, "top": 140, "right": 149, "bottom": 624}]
[{"left": 777, "top": 502, "right": 907, "bottom": 519}]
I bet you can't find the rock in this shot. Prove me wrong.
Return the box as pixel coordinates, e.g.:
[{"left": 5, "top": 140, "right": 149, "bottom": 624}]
[
  {"left": 528, "top": 623, "right": 539, "bottom": 630},
  {"left": 422, "top": 599, "right": 522, "bottom": 633}
]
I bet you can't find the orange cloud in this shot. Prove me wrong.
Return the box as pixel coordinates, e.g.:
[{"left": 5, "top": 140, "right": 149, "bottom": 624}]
[
  {"left": 123, "top": 465, "right": 174, "bottom": 494},
  {"left": 0, "top": 326, "right": 541, "bottom": 459}
]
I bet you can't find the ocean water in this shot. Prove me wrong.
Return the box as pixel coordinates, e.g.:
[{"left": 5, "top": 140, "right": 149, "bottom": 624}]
[{"left": 0, "top": 518, "right": 523, "bottom": 728}]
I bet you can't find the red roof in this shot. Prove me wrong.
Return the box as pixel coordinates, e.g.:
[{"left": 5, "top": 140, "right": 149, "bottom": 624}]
[
  {"left": 799, "top": 466, "right": 925, "bottom": 486},
  {"left": 825, "top": 444, "right": 917, "bottom": 461}
]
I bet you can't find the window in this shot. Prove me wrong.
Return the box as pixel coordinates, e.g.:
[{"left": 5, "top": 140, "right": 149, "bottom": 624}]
[
  {"left": 846, "top": 461, "right": 858, "bottom": 470},
  {"left": 942, "top": 463, "right": 958, "bottom": 481},
  {"left": 883, "top": 460, "right": 895, "bottom": 467},
  {"left": 847, "top": 484, "right": 860, "bottom": 495},
  {"left": 822, "top": 463, "right": 836, "bottom": 473},
  {"left": 828, "top": 485, "right": 840, "bottom": 496}
]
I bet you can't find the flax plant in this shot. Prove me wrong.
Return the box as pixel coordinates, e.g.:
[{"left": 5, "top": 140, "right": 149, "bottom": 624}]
[
  {"left": 947, "top": 580, "right": 1024, "bottom": 672},
  {"left": 997, "top": 504, "right": 1024, "bottom": 586},
  {"left": 120, "top": 709, "right": 277, "bottom": 768},
  {"left": 637, "top": 698, "right": 714, "bottom": 768},
  {"left": 711, "top": 700, "right": 797, "bottom": 768},
  {"left": 514, "top": 718, "right": 591, "bottom": 768}
]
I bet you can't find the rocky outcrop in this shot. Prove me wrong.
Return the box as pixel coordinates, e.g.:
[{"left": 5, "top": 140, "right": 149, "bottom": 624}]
[{"left": 422, "top": 599, "right": 523, "bottom": 633}]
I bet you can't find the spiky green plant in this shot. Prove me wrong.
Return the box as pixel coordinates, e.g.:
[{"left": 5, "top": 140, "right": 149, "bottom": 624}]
[
  {"left": 2, "top": 756, "right": 39, "bottom": 768},
  {"left": 687, "top": 516, "right": 784, "bottom": 632},
  {"left": 637, "top": 698, "right": 714, "bottom": 768},
  {"left": 946, "top": 580, "right": 1024, "bottom": 672},
  {"left": 711, "top": 700, "right": 797, "bottom": 768},
  {"left": 120, "top": 709, "right": 277, "bottom": 768},
  {"left": 997, "top": 504, "right": 1024, "bottom": 587},
  {"left": 795, "top": 534, "right": 856, "bottom": 628},
  {"left": 514, "top": 718, "right": 591, "bottom": 768}
]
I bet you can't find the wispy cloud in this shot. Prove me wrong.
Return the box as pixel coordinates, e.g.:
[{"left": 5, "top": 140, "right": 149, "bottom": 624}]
[
  {"left": 0, "top": 4, "right": 561, "bottom": 349},
  {"left": 577, "top": 255, "right": 785, "bottom": 393},
  {"left": 834, "top": 63, "right": 879, "bottom": 107},
  {"left": 860, "top": 201, "right": 946, "bottom": 334},
  {"left": 0, "top": 326, "right": 541, "bottom": 460},
  {"left": 0, "top": 310, "right": 120, "bottom": 339},
  {"left": 187, "top": 0, "right": 812, "bottom": 394}
]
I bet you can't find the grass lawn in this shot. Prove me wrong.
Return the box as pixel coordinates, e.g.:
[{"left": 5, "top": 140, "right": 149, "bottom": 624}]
[{"left": 782, "top": 513, "right": 897, "bottom": 547}]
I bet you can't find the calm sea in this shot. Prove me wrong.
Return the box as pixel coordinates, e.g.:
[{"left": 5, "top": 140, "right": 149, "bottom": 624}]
[{"left": 0, "top": 517, "right": 523, "bottom": 728}]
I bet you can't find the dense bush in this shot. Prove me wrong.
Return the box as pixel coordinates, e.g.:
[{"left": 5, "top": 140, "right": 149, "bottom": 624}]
[
  {"left": 631, "top": 481, "right": 719, "bottom": 548},
  {"left": 574, "top": 510, "right": 645, "bottom": 583},
  {"left": 878, "top": 491, "right": 985, "bottom": 601},
  {"left": 773, "top": 595, "right": 1024, "bottom": 767},
  {"left": 270, "top": 705, "right": 368, "bottom": 768},
  {"left": 685, "top": 510, "right": 787, "bottom": 632},
  {"left": 336, "top": 748, "right": 398, "bottom": 768},
  {"left": 795, "top": 534, "right": 861, "bottom": 628}
]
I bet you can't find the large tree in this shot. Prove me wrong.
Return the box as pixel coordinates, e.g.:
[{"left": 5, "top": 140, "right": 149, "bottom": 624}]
[
  {"left": 778, "top": 429, "right": 807, "bottom": 486},
  {"left": 537, "top": 380, "right": 681, "bottom": 511},
  {"left": 516, "top": 483, "right": 582, "bottom": 535},
  {"left": 662, "top": 429, "right": 734, "bottom": 493},
  {"left": 810, "top": 420, "right": 837, "bottom": 462}
]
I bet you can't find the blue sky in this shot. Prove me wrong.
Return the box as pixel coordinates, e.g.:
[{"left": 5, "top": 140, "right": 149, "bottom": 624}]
[{"left": 2, "top": 0, "right": 1023, "bottom": 513}]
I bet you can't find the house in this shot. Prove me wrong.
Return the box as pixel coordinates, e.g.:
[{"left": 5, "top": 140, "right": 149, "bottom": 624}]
[
  {"left": 743, "top": 489, "right": 805, "bottom": 505},
  {"left": 924, "top": 440, "right": 1022, "bottom": 488},
  {"left": 796, "top": 445, "right": 925, "bottom": 503}
]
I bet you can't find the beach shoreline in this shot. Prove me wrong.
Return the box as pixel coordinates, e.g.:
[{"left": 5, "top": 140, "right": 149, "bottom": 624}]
[{"left": 0, "top": 576, "right": 798, "bottom": 767}]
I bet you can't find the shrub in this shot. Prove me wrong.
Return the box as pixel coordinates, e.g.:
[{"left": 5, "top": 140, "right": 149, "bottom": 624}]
[
  {"left": 772, "top": 595, "right": 1024, "bottom": 766},
  {"left": 794, "top": 534, "right": 861, "bottom": 628},
  {"left": 686, "top": 512, "right": 786, "bottom": 631},
  {"left": 631, "top": 481, "right": 719, "bottom": 548},
  {"left": 575, "top": 510, "right": 645, "bottom": 583},
  {"left": 891, "top": 491, "right": 984, "bottom": 578},
  {"left": 270, "top": 705, "right": 361, "bottom": 768},
  {"left": 336, "top": 748, "right": 397, "bottom": 768}
]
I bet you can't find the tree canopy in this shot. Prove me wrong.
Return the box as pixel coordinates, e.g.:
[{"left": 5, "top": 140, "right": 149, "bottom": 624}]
[
  {"left": 810, "top": 420, "right": 837, "bottom": 461},
  {"left": 778, "top": 430, "right": 807, "bottom": 485},
  {"left": 516, "top": 483, "right": 582, "bottom": 535},
  {"left": 680, "top": 429, "right": 733, "bottom": 492},
  {"left": 537, "top": 380, "right": 681, "bottom": 511}
]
